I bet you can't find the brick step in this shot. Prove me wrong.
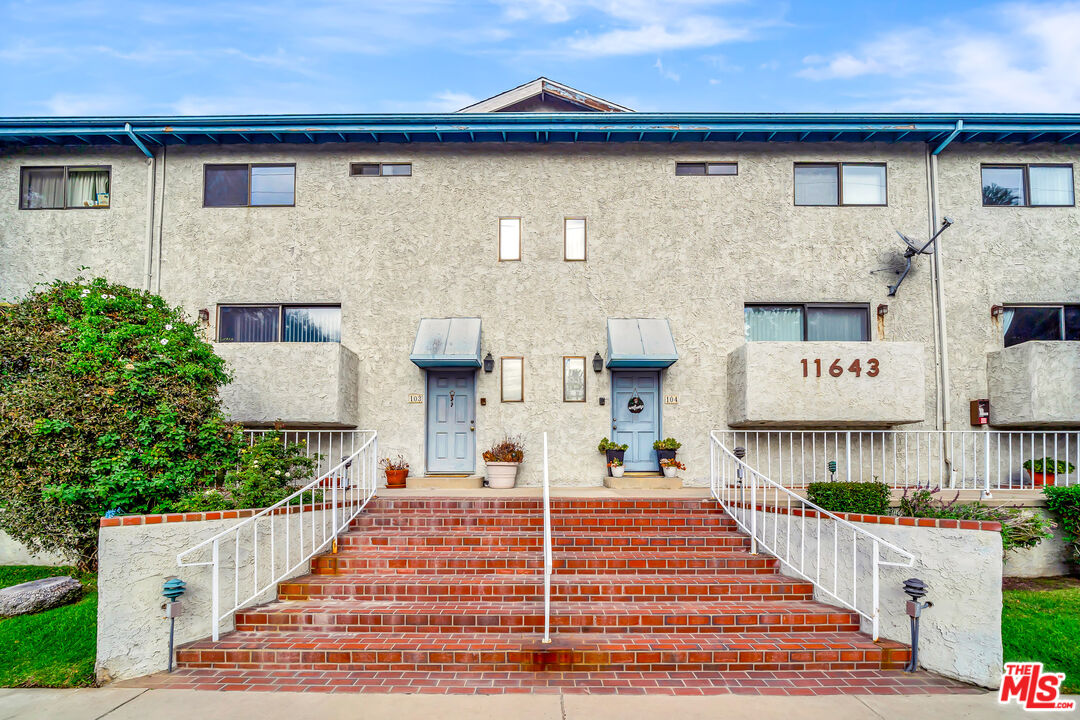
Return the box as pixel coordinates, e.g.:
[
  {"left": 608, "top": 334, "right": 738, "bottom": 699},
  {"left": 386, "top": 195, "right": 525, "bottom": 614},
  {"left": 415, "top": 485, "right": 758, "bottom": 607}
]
[
  {"left": 176, "top": 631, "right": 910, "bottom": 673},
  {"left": 362, "top": 499, "right": 719, "bottom": 514},
  {"left": 279, "top": 573, "right": 814, "bottom": 602},
  {"left": 311, "top": 551, "right": 779, "bottom": 576},
  {"left": 352, "top": 513, "right": 738, "bottom": 531},
  {"left": 337, "top": 531, "right": 750, "bottom": 551},
  {"left": 235, "top": 600, "right": 860, "bottom": 634}
]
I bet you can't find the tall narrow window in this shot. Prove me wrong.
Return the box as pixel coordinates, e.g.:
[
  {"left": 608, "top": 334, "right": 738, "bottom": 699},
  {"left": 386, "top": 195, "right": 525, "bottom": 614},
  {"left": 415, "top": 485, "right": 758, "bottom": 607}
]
[
  {"left": 794, "top": 163, "right": 886, "bottom": 206},
  {"left": 499, "top": 218, "right": 521, "bottom": 261},
  {"left": 564, "top": 218, "right": 586, "bottom": 261},
  {"left": 563, "top": 356, "right": 586, "bottom": 402},
  {"left": 204, "top": 164, "right": 294, "bottom": 207},
  {"left": 20, "top": 166, "right": 110, "bottom": 209},
  {"left": 501, "top": 357, "right": 524, "bottom": 402}
]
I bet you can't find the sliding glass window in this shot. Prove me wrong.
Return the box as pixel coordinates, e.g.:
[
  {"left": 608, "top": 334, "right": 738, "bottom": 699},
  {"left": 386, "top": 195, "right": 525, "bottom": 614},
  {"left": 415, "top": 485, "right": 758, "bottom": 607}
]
[
  {"left": 1002, "top": 305, "right": 1080, "bottom": 347},
  {"left": 218, "top": 305, "right": 341, "bottom": 342},
  {"left": 20, "top": 166, "right": 110, "bottom": 209},
  {"left": 745, "top": 304, "right": 870, "bottom": 342},
  {"left": 794, "top": 163, "right": 886, "bottom": 206},
  {"left": 982, "top": 164, "right": 1074, "bottom": 207}
]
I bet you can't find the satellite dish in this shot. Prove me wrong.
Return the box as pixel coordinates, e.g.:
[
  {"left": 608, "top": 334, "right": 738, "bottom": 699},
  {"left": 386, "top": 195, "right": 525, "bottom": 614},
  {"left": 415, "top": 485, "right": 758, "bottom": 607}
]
[{"left": 887, "top": 218, "right": 954, "bottom": 297}]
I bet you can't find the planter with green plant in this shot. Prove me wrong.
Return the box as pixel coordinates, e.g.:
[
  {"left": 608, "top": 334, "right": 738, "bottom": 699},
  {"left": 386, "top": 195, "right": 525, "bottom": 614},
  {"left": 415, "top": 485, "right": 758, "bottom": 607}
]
[
  {"left": 1043, "top": 485, "right": 1080, "bottom": 568},
  {"left": 660, "top": 458, "right": 685, "bottom": 478},
  {"left": 1023, "top": 457, "right": 1076, "bottom": 487},
  {"left": 598, "top": 437, "right": 628, "bottom": 477},
  {"left": 608, "top": 456, "right": 625, "bottom": 478},
  {"left": 483, "top": 436, "right": 525, "bottom": 489},
  {"left": 653, "top": 438, "right": 682, "bottom": 474}
]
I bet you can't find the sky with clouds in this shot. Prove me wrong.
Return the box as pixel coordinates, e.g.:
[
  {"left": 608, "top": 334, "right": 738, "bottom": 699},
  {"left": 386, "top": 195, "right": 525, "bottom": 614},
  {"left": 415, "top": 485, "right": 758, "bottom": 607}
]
[{"left": 2, "top": 0, "right": 1079, "bottom": 116}]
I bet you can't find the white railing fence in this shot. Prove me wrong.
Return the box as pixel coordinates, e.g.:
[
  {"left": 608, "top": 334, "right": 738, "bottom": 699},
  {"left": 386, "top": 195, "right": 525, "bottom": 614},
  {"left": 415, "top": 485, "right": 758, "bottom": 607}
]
[
  {"left": 243, "top": 429, "right": 369, "bottom": 480},
  {"left": 178, "top": 431, "right": 378, "bottom": 640},
  {"left": 714, "top": 429, "right": 1080, "bottom": 492},
  {"left": 709, "top": 432, "right": 915, "bottom": 640},
  {"left": 541, "top": 432, "right": 552, "bottom": 644}
]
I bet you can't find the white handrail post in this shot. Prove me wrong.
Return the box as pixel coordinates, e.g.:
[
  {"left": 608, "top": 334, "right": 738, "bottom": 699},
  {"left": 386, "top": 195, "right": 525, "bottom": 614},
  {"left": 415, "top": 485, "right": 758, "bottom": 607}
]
[
  {"left": 983, "top": 431, "right": 992, "bottom": 499},
  {"left": 845, "top": 431, "right": 852, "bottom": 482},
  {"left": 331, "top": 477, "right": 339, "bottom": 537},
  {"left": 871, "top": 540, "right": 880, "bottom": 641},
  {"left": 748, "top": 464, "right": 758, "bottom": 555},
  {"left": 211, "top": 539, "right": 220, "bottom": 642},
  {"left": 542, "top": 432, "right": 552, "bottom": 644}
]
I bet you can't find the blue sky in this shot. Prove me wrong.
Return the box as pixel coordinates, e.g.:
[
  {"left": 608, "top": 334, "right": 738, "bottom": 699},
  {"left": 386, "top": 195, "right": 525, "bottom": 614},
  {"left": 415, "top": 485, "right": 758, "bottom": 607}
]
[{"left": 2, "top": 0, "right": 1079, "bottom": 116}]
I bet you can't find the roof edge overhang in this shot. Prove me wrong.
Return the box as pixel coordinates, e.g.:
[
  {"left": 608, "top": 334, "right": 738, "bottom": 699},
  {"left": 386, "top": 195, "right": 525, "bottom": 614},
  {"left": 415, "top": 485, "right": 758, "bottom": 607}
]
[{"left": 3, "top": 113, "right": 1080, "bottom": 150}]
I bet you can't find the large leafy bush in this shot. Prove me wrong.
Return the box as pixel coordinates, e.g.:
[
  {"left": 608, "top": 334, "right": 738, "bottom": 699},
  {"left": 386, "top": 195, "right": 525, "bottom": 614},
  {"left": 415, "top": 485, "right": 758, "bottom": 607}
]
[
  {"left": 1043, "top": 485, "right": 1080, "bottom": 567},
  {"left": 0, "top": 278, "right": 239, "bottom": 569}
]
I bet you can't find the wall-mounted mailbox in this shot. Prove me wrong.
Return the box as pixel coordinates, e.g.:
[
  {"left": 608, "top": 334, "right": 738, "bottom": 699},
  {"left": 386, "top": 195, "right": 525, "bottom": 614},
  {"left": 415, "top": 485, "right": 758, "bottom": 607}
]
[{"left": 970, "top": 399, "right": 990, "bottom": 426}]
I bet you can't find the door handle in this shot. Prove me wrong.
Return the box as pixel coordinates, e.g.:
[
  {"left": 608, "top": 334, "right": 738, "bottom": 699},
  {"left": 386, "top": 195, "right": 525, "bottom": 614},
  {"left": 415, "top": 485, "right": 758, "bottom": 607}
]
[
  {"left": 612, "top": 421, "right": 617, "bottom": 430},
  {"left": 469, "top": 421, "right": 475, "bottom": 432}
]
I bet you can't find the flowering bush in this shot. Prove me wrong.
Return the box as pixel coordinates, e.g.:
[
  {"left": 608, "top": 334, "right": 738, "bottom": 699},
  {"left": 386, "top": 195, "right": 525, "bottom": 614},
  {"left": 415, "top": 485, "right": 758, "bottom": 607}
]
[
  {"left": 607, "top": 457, "right": 623, "bottom": 468},
  {"left": 660, "top": 458, "right": 685, "bottom": 470}
]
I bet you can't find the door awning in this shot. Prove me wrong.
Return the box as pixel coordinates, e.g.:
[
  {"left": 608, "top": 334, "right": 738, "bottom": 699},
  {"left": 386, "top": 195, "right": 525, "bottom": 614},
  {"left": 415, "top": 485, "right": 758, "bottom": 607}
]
[
  {"left": 410, "top": 317, "right": 483, "bottom": 368},
  {"left": 606, "top": 318, "right": 678, "bottom": 368}
]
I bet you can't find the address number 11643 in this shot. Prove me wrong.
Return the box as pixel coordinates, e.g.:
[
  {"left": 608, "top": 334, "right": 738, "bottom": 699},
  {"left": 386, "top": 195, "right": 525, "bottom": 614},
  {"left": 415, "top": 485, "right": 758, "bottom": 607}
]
[{"left": 801, "top": 358, "right": 880, "bottom": 378}]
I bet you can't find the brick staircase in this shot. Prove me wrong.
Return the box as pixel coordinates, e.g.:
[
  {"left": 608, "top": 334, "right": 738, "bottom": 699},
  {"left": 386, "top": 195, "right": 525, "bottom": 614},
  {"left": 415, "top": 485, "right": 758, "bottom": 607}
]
[{"left": 163, "top": 497, "right": 972, "bottom": 694}]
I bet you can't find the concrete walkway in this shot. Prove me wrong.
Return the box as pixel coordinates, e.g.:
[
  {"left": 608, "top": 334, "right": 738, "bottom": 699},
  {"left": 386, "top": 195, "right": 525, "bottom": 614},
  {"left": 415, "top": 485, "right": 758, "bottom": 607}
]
[{"left": 0, "top": 687, "right": 1062, "bottom": 720}]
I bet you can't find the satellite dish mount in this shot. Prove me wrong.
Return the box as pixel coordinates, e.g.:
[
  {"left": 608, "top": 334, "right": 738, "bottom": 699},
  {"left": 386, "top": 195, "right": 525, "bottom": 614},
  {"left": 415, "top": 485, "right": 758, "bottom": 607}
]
[{"left": 887, "top": 217, "right": 954, "bottom": 297}]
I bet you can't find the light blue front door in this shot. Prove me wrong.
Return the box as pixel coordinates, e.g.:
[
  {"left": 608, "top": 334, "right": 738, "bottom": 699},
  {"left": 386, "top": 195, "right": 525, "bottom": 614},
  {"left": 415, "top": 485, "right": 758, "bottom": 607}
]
[
  {"left": 426, "top": 370, "right": 475, "bottom": 474},
  {"left": 611, "top": 371, "right": 660, "bottom": 472}
]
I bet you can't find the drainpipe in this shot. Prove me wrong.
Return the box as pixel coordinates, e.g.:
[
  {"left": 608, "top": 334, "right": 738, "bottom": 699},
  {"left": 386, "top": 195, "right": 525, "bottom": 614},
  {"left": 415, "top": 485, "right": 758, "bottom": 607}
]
[
  {"left": 125, "top": 123, "right": 156, "bottom": 293},
  {"left": 928, "top": 120, "right": 962, "bottom": 485}
]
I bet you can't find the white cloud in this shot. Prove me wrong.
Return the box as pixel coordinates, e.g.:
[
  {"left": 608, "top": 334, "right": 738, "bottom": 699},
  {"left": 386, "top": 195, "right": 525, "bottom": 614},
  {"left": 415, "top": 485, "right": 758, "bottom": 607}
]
[
  {"left": 565, "top": 17, "right": 750, "bottom": 56},
  {"left": 654, "top": 58, "right": 680, "bottom": 82},
  {"left": 39, "top": 93, "right": 138, "bottom": 116},
  {"left": 797, "top": 3, "right": 1080, "bottom": 111}
]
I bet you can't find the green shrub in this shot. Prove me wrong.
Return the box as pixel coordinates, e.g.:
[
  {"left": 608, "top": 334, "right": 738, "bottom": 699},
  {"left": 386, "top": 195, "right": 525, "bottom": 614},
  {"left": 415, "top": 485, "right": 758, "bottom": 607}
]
[
  {"left": 1044, "top": 485, "right": 1080, "bottom": 566},
  {"left": 597, "top": 437, "right": 628, "bottom": 452},
  {"left": 807, "top": 481, "right": 890, "bottom": 515},
  {"left": 1024, "top": 457, "right": 1076, "bottom": 475},
  {"left": 0, "top": 277, "right": 238, "bottom": 569},
  {"left": 652, "top": 438, "right": 682, "bottom": 451}
]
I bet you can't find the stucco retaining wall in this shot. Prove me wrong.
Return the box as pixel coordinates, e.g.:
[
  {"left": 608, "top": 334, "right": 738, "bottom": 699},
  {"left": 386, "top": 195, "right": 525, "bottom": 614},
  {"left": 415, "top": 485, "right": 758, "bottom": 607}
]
[
  {"left": 96, "top": 509, "right": 330, "bottom": 682},
  {"left": 0, "top": 529, "right": 68, "bottom": 566},
  {"left": 751, "top": 505, "right": 1002, "bottom": 687},
  {"left": 1004, "top": 508, "right": 1073, "bottom": 577},
  {"left": 987, "top": 342, "right": 1080, "bottom": 427}
]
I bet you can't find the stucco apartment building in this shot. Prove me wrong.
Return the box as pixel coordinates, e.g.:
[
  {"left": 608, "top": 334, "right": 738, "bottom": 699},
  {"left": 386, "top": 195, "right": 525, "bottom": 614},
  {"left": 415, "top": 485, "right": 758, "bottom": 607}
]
[{"left": 3, "top": 78, "right": 1079, "bottom": 487}]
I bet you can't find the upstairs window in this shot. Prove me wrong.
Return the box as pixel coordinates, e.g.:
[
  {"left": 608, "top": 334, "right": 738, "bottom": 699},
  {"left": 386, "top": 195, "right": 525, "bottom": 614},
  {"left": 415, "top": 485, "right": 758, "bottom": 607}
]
[
  {"left": 218, "top": 305, "right": 340, "bottom": 342},
  {"left": 20, "top": 166, "right": 110, "bottom": 209},
  {"left": 794, "top": 163, "right": 886, "bottom": 206},
  {"left": 982, "top": 164, "right": 1074, "bottom": 207},
  {"left": 350, "top": 162, "right": 412, "bottom": 177},
  {"left": 675, "top": 161, "right": 738, "bottom": 176},
  {"left": 1003, "top": 305, "right": 1080, "bottom": 347},
  {"left": 498, "top": 217, "right": 521, "bottom": 261},
  {"left": 204, "top": 164, "right": 295, "bottom": 207},
  {"left": 564, "top": 218, "right": 586, "bottom": 261},
  {"left": 745, "top": 304, "right": 870, "bottom": 342}
]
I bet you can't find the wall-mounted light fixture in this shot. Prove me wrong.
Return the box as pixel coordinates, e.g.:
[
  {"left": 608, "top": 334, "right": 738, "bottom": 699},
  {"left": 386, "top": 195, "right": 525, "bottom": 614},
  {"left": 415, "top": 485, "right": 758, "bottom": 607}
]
[
  {"left": 197, "top": 308, "right": 210, "bottom": 325},
  {"left": 877, "top": 304, "right": 889, "bottom": 317},
  {"left": 592, "top": 352, "right": 604, "bottom": 373},
  {"left": 991, "top": 305, "right": 1004, "bottom": 319},
  {"left": 483, "top": 352, "right": 494, "bottom": 373}
]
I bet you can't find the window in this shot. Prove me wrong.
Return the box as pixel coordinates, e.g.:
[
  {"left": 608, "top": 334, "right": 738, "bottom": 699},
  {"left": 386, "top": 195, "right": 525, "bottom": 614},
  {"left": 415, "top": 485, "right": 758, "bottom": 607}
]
[
  {"left": 501, "top": 357, "right": 524, "bottom": 402},
  {"left": 499, "top": 217, "right": 521, "bottom": 261},
  {"left": 204, "top": 164, "right": 295, "bottom": 207},
  {"left": 564, "top": 218, "right": 586, "bottom": 261},
  {"left": 218, "top": 305, "right": 340, "bottom": 342},
  {"left": 745, "top": 304, "right": 870, "bottom": 342},
  {"left": 19, "top": 166, "right": 110, "bottom": 209},
  {"left": 350, "top": 162, "right": 412, "bottom": 177},
  {"left": 563, "top": 356, "right": 586, "bottom": 402},
  {"left": 982, "top": 164, "right": 1074, "bottom": 207},
  {"left": 794, "top": 163, "right": 886, "bottom": 206},
  {"left": 675, "top": 162, "right": 738, "bottom": 176},
  {"left": 1002, "top": 305, "right": 1080, "bottom": 347}
]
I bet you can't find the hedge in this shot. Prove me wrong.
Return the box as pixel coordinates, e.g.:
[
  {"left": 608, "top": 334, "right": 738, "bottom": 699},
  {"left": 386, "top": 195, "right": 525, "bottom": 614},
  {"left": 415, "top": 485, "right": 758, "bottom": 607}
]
[{"left": 807, "top": 481, "right": 890, "bottom": 515}]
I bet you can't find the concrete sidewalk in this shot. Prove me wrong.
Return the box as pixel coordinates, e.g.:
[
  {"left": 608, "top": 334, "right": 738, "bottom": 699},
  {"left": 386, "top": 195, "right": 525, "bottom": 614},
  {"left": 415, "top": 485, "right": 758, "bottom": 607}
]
[{"left": 0, "top": 687, "right": 1061, "bottom": 720}]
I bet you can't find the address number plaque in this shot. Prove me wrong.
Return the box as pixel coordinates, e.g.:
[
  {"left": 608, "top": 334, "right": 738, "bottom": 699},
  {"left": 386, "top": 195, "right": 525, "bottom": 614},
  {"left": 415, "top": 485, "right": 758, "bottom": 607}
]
[{"left": 800, "top": 358, "right": 880, "bottom": 378}]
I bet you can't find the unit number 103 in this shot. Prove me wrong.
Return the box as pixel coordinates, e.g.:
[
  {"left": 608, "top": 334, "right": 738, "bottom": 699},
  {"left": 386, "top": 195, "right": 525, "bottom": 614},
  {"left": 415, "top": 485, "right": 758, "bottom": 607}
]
[{"left": 801, "top": 358, "right": 880, "bottom": 378}]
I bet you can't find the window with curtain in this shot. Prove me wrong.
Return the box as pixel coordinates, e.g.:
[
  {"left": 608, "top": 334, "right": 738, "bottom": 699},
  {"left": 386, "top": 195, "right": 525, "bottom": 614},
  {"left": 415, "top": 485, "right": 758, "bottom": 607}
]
[
  {"left": 499, "top": 218, "right": 521, "bottom": 261},
  {"left": 795, "top": 163, "right": 886, "bottom": 206},
  {"left": 204, "top": 164, "right": 294, "bottom": 207},
  {"left": 564, "top": 218, "right": 586, "bottom": 261},
  {"left": 218, "top": 305, "right": 340, "bottom": 342},
  {"left": 982, "top": 165, "right": 1074, "bottom": 207},
  {"left": 501, "top": 357, "right": 524, "bottom": 402},
  {"left": 1002, "top": 305, "right": 1080, "bottom": 347},
  {"left": 20, "top": 166, "right": 110, "bottom": 209},
  {"left": 675, "top": 162, "right": 738, "bottom": 176},
  {"left": 746, "top": 304, "right": 869, "bottom": 342}
]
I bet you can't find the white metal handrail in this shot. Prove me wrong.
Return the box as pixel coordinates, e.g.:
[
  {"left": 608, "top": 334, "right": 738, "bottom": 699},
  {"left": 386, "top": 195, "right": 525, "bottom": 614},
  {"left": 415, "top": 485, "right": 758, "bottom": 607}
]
[
  {"left": 714, "top": 429, "right": 1080, "bottom": 492},
  {"left": 541, "top": 431, "right": 552, "bottom": 644},
  {"left": 709, "top": 431, "right": 915, "bottom": 640},
  {"left": 178, "top": 431, "right": 378, "bottom": 640},
  {"left": 243, "top": 429, "right": 369, "bottom": 479}
]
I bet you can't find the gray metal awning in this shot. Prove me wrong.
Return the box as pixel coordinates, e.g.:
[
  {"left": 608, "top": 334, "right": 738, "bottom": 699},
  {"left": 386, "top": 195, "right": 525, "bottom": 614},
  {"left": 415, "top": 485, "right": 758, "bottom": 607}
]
[
  {"left": 410, "top": 317, "right": 482, "bottom": 368},
  {"left": 606, "top": 318, "right": 678, "bottom": 368}
]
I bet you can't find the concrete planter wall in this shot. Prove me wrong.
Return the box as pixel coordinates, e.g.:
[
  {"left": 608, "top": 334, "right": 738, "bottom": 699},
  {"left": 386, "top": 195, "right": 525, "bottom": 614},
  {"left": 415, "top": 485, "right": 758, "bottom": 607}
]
[
  {"left": 727, "top": 342, "right": 926, "bottom": 428},
  {"left": 987, "top": 342, "right": 1080, "bottom": 427},
  {"left": 0, "top": 529, "right": 68, "bottom": 566}
]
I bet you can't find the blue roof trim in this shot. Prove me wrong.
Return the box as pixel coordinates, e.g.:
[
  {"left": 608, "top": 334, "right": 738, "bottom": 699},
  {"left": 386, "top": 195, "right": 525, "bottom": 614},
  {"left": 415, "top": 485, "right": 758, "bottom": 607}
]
[{"left": 3, "top": 112, "right": 1080, "bottom": 149}]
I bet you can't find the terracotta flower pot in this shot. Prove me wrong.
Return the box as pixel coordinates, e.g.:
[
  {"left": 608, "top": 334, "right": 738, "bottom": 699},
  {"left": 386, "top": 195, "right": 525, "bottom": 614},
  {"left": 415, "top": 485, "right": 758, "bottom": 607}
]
[
  {"left": 486, "top": 462, "right": 520, "bottom": 489},
  {"left": 1025, "top": 470, "right": 1055, "bottom": 487},
  {"left": 384, "top": 468, "right": 408, "bottom": 489}
]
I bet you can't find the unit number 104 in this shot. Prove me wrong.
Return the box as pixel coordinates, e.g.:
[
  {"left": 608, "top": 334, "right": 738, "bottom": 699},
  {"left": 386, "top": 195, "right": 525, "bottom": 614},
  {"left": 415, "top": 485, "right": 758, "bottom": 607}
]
[{"left": 801, "top": 358, "right": 880, "bottom": 378}]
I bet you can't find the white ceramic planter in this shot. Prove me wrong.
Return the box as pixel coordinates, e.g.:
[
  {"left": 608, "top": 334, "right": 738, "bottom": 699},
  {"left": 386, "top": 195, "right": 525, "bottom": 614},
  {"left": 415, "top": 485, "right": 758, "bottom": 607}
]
[
  {"left": 486, "top": 462, "right": 520, "bottom": 489},
  {"left": 662, "top": 466, "right": 677, "bottom": 478},
  {"left": 611, "top": 466, "right": 625, "bottom": 478}
]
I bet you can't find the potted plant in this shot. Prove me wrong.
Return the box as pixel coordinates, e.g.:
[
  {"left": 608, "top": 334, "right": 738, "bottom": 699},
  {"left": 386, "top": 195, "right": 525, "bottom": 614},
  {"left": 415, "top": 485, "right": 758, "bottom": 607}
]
[
  {"left": 1022, "top": 457, "right": 1076, "bottom": 487},
  {"left": 598, "top": 437, "right": 628, "bottom": 477},
  {"left": 483, "top": 435, "right": 525, "bottom": 489},
  {"left": 379, "top": 455, "right": 409, "bottom": 489},
  {"left": 653, "top": 438, "right": 682, "bottom": 474},
  {"left": 660, "top": 458, "right": 685, "bottom": 478},
  {"left": 608, "top": 456, "right": 625, "bottom": 478}
]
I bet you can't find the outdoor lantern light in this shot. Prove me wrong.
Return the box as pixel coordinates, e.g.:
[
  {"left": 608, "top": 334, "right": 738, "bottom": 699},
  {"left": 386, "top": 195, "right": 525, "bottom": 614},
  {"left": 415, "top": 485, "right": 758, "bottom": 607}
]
[
  {"left": 592, "top": 353, "right": 603, "bottom": 373},
  {"left": 483, "top": 353, "right": 494, "bottom": 373},
  {"left": 162, "top": 578, "right": 186, "bottom": 672},
  {"left": 902, "top": 578, "right": 933, "bottom": 673}
]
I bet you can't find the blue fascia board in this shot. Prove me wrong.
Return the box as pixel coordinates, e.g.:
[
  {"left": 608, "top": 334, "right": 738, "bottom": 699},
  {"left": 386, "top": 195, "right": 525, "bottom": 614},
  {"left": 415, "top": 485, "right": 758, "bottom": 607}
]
[
  {"left": 410, "top": 357, "right": 482, "bottom": 369},
  {"left": 606, "top": 358, "right": 677, "bottom": 369}
]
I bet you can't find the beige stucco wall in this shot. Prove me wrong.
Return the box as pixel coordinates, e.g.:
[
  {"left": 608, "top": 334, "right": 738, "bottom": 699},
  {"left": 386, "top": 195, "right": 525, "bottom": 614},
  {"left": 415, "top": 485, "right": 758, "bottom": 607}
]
[
  {"left": 987, "top": 342, "right": 1080, "bottom": 427},
  {"left": 216, "top": 342, "right": 360, "bottom": 427},
  {"left": 3, "top": 140, "right": 1078, "bottom": 485},
  {"left": 0, "top": 529, "right": 68, "bottom": 566},
  {"left": 727, "top": 341, "right": 925, "bottom": 427}
]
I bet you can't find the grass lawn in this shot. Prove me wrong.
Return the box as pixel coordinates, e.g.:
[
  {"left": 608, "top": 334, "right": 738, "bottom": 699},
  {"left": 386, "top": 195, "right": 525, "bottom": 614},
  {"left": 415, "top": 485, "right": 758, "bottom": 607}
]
[
  {"left": 0, "top": 565, "right": 97, "bottom": 688},
  {"left": 1003, "top": 577, "right": 1080, "bottom": 694}
]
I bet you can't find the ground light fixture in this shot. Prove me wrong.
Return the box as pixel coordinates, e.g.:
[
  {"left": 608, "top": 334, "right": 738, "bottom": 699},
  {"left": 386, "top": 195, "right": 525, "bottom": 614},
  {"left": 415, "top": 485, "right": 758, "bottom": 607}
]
[
  {"left": 483, "top": 353, "right": 494, "bottom": 373},
  {"left": 827, "top": 460, "right": 837, "bottom": 481},
  {"left": 902, "top": 578, "right": 933, "bottom": 672},
  {"left": 592, "top": 353, "right": 603, "bottom": 373},
  {"left": 162, "top": 578, "right": 186, "bottom": 672}
]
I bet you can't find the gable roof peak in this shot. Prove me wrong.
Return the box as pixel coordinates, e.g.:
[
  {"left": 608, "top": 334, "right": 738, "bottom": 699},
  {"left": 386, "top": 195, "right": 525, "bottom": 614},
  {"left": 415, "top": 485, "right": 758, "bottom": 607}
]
[{"left": 457, "top": 78, "right": 631, "bottom": 113}]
